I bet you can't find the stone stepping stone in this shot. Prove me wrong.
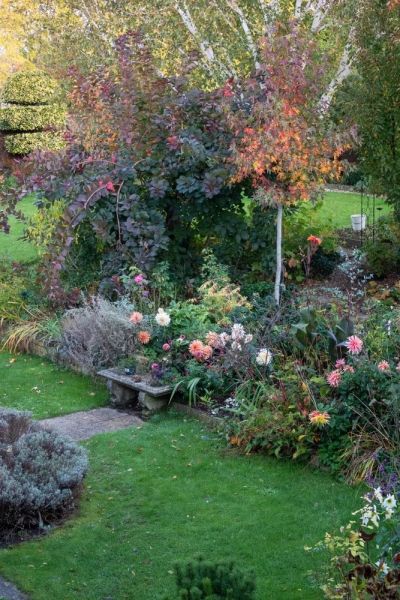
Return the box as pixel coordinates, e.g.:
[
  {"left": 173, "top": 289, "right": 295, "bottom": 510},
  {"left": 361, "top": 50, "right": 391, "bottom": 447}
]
[
  {"left": 0, "top": 576, "right": 27, "bottom": 600},
  {"left": 39, "top": 407, "right": 143, "bottom": 441}
]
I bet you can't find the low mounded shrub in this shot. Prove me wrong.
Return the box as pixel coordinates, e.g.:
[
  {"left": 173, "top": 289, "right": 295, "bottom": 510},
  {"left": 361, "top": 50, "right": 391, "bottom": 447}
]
[
  {"left": 59, "top": 296, "right": 138, "bottom": 373},
  {"left": 163, "top": 556, "right": 256, "bottom": 599},
  {"left": 0, "top": 408, "right": 88, "bottom": 540}
]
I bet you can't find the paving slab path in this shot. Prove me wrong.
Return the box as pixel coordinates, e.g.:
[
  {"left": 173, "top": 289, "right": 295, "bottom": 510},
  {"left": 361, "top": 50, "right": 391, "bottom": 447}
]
[
  {"left": 39, "top": 407, "right": 144, "bottom": 441},
  {"left": 0, "top": 577, "right": 27, "bottom": 600}
]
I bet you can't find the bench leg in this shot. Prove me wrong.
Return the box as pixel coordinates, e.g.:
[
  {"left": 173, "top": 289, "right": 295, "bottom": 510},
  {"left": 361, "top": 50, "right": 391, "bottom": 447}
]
[
  {"left": 108, "top": 381, "right": 138, "bottom": 408},
  {"left": 138, "top": 392, "right": 168, "bottom": 412}
]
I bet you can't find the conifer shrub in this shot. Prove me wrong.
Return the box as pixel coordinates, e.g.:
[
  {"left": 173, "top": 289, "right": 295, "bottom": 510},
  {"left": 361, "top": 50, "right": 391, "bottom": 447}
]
[
  {"left": 163, "top": 556, "right": 256, "bottom": 599},
  {"left": 0, "top": 408, "right": 88, "bottom": 540}
]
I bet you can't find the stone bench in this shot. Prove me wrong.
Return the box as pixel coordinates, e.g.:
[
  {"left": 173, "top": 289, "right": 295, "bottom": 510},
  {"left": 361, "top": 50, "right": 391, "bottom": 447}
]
[{"left": 97, "top": 368, "right": 173, "bottom": 411}]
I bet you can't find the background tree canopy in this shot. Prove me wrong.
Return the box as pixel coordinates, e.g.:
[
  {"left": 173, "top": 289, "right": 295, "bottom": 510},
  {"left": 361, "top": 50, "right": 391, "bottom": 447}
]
[{"left": 1, "top": 0, "right": 354, "bottom": 100}]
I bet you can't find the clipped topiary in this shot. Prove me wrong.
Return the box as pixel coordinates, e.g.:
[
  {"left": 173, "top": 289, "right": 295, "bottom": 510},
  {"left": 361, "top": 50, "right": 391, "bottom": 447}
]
[
  {"left": 163, "top": 556, "right": 256, "bottom": 599},
  {"left": 0, "top": 70, "right": 66, "bottom": 155},
  {"left": 2, "top": 71, "right": 58, "bottom": 105},
  {"left": 4, "top": 131, "right": 65, "bottom": 155},
  {"left": 0, "top": 408, "right": 88, "bottom": 541},
  {"left": 0, "top": 105, "right": 66, "bottom": 132}
]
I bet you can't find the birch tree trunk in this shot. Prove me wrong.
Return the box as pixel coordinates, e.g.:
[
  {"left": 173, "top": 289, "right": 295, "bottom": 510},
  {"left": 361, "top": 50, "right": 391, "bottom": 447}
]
[{"left": 274, "top": 204, "right": 283, "bottom": 306}]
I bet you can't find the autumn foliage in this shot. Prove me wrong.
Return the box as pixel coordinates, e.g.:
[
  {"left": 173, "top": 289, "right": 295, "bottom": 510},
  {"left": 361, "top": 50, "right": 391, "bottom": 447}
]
[{"left": 228, "top": 23, "right": 342, "bottom": 206}]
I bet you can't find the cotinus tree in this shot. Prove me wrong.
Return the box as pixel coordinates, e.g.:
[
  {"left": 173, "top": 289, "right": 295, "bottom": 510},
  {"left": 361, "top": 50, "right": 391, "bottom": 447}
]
[
  {"left": 228, "top": 22, "right": 342, "bottom": 305},
  {"left": 16, "top": 33, "right": 267, "bottom": 304}
]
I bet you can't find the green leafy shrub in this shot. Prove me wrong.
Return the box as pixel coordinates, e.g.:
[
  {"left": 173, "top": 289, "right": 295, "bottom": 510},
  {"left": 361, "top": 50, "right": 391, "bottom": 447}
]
[
  {"left": 164, "top": 556, "right": 256, "bottom": 600},
  {"left": 336, "top": 364, "right": 400, "bottom": 436},
  {"left": 168, "top": 301, "right": 212, "bottom": 340},
  {"left": 364, "top": 215, "right": 400, "bottom": 277},
  {"left": 25, "top": 199, "right": 66, "bottom": 255},
  {"left": 0, "top": 258, "right": 40, "bottom": 323},
  {"left": 0, "top": 70, "right": 66, "bottom": 155},
  {"left": 289, "top": 307, "right": 354, "bottom": 368},
  {"left": 310, "top": 247, "right": 341, "bottom": 279},
  {"left": 226, "top": 364, "right": 318, "bottom": 461},
  {"left": 0, "top": 408, "right": 88, "bottom": 540}
]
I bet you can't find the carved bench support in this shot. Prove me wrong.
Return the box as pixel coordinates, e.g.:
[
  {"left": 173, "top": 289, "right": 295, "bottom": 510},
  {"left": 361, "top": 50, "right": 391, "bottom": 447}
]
[
  {"left": 107, "top": 380, "right": 138, "bottom": 408},
  {"left": 98, "top": 369, "right": 172, "bottom": 412}
]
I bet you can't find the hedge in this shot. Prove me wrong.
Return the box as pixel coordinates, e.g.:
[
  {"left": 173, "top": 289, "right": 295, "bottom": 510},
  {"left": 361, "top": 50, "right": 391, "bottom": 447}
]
[
  {"left": 4, "top": 131, "right": 66, "bottom": 155},
  {"left": 0, "top": 104, "right": 66, "bottom": 132},
  {"left": 2, "top": 71, "right": 58, "bottom": 105}
]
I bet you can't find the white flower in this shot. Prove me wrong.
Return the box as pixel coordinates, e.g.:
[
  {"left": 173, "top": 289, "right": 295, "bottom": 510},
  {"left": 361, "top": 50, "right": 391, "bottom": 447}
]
[
  {"left": 382, "top": 494, "right": 397, "bottom": 511},
  {"left": 256, "top": 348, "right": 273, "bottom": 366},
  {"left": 231, "top": 341, "right": 242, "bottom": 352},
  {"left": 244, "top": 334, "right": 253, "bottom": 344},
  {"left": 376, "top": 561, "right": 389, "bottom": 575},
  {"left": 219, "top": 332, "right": 230, "bottom": 347},
  {"left": 374, "top": 487, "right": 383, "bottom": 503},
  {"left": 361, "top": 504, "right": 379, "bottom": 528},
  {"left": 231, "top": 323, "right": 245, "bottom": 341},
  {"left": 155, "top": 308, "right": 171, "bottom": 327}
]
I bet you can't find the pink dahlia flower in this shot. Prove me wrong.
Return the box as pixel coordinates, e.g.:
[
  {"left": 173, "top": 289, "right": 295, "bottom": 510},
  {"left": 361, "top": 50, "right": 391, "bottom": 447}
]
[
  {"left": 335, "top": 359, "right": 346, "bottom": 369},
  {"left": 129, "top": 311, "right": 143, "bottom": 325},
  {"left": 327, "top": 369, "right": 341, "bottom": 388},
  {"left": 378, "top": 360, "right": 390, "bottom": 372},
  {"left": 345, "top": 335, "right": 363, "bottom": 355}
]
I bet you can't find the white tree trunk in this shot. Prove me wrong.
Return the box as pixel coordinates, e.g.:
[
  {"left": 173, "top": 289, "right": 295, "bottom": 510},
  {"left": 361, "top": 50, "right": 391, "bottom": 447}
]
[
  {"left": 274, "top": 204, "right": 283, "bottom": 306},
  {"left": 318, "top": 40, "right": 353, "bottom": 112},
  {"left": 294, "top": 0, "right": 303, "bottom": 18}
]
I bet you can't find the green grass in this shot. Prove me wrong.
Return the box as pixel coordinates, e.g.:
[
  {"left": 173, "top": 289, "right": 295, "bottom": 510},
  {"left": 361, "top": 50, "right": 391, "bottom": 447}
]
[
  {"left": 0, "top": 194, "right": 38, "bottom": 263},
  {"left": 0, "top": 414, "right": 361, "bottom": 600},
  {"left": 0, "top": 351, "right": 107, "bottom": 419},
  {"left": 317, "top": 191, "right": 391, "bottom": 230}
]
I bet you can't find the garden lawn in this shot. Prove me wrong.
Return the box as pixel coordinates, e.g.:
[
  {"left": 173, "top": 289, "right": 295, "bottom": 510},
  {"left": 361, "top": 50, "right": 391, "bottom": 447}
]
[
  {"left": 0, "top": 194, "right": 38, "bottom": 263},
  {"left": 0, "top": 351, "right": 107, "bottom": 419},
  {"left": 0, "top": 414, "right": 361, "bottom": 600},
  {"left": 318, "top": 191, "right": 390, "bottom": 230}
]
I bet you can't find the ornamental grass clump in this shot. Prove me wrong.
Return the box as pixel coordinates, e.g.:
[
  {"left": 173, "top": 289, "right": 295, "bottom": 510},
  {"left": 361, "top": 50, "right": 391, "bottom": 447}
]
[{"left": 0, "top": 408, "right": 88, "bottom": 541}]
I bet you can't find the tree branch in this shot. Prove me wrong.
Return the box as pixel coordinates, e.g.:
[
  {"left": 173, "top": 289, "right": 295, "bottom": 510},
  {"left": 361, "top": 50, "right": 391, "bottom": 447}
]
[
  {"left": 175, "top": 1, "right": 214, "bottom": 63},
  {"left": 225, "top": 0, "right": 260, "bottom": 68},
  {"left": 175, "top": 0, "right": 231, "bottom": 77},
  {"left": 310, "top": 0, "right": 332, "bottom": 32}
]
